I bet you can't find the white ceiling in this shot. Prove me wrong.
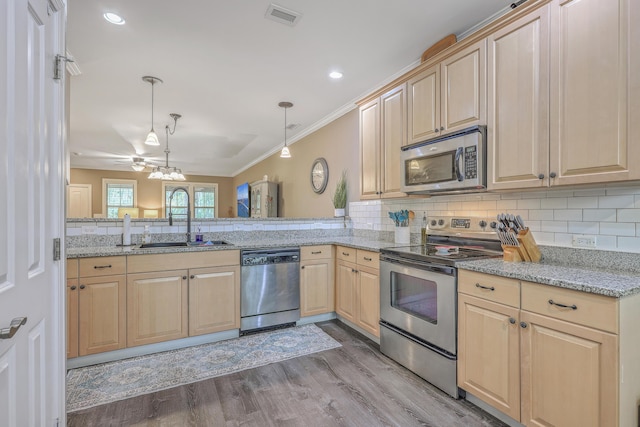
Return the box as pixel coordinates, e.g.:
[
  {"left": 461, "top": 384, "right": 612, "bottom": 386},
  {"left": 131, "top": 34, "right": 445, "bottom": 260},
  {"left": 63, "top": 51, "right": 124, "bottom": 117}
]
[{"left": 67, "top": 0, "right": 512, "bottom": 177}]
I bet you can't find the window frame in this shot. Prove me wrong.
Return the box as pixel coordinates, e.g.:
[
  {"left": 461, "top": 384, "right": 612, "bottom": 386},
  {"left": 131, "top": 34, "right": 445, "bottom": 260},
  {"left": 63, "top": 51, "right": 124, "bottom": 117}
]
[
  {"left": 161, "top": 182, "right": 218, "bottom": 219},
  {"left": 102, "top": 178, "right": 138, "bottom": 218}
]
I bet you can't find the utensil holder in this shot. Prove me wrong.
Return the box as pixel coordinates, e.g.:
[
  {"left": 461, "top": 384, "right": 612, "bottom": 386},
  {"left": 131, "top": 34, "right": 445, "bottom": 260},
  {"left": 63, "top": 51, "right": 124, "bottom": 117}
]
[
  {"left": 502, "top": 246, "right": 522, "bottom": 262},
  {"left": 501, "top": 228, "right": 541, "bottom": 262},
  {"left": 394, "top": 226, "right": 410, "bottom": 244}
]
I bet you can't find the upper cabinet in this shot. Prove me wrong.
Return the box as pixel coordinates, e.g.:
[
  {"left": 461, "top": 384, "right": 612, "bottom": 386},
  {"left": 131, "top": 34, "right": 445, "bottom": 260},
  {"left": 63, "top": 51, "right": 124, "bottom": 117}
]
[
  {"left": 408, "top": 40, "right": 487, "bottom": 145},
  {"left": 360, "top": 84, "right": 407, "bottom": 200},
  {"left": 490, "top": 0, "right": 640, "bottom": 190}
]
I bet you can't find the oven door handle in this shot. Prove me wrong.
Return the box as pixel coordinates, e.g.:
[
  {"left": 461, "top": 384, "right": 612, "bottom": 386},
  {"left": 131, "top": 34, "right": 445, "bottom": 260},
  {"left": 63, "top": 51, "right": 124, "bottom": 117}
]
[
  {"left": 454, "top": 147, "right": 464, "bottom": 181},
  {"left": 380, "top": 255, "right": 455, "bottom": 276}
]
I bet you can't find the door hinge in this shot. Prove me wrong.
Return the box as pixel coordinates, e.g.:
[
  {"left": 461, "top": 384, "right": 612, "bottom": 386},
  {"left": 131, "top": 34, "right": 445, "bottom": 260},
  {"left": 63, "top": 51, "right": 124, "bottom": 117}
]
[
  {"left": 54, "top": 54, "right": 74, "bottom": 80},
  {"left": 53, "top": 238, "right": 61, "bottom": 261}
]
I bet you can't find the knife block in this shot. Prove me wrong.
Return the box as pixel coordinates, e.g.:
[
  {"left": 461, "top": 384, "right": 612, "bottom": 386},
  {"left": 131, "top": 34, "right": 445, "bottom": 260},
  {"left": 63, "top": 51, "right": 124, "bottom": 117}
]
[{"left": 502, "top": 229, "right": 541, "bottom": 262}]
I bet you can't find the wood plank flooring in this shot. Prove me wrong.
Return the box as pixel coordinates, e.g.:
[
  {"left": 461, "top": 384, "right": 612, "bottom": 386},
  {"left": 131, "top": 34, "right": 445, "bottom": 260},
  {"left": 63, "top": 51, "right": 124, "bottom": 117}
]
[{"left": 67, "top": 320, "right": 507, "bottom": 427}]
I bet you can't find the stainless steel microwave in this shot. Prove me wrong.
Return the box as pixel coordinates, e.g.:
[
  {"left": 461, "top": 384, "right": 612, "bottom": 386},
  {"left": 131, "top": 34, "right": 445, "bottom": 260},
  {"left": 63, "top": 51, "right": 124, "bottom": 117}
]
[{"left": 400, "top": 125, "right": 486, "bottom": 194}]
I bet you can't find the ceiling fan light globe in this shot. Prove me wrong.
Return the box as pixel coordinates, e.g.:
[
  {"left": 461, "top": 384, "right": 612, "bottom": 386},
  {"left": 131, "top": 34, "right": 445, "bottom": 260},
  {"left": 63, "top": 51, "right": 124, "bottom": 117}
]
[
  {"left": 145, "top": 130, "right": 160, "bottom": 146},
  {"left": 131, "top": 164, "right": 145, "bottom": 172}
]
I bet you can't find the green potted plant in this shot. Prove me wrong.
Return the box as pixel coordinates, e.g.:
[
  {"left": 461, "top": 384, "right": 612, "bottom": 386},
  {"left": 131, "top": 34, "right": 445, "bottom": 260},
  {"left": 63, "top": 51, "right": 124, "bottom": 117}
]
[{"left": 332, "top": 170, "right": 347, "bottom": 217}]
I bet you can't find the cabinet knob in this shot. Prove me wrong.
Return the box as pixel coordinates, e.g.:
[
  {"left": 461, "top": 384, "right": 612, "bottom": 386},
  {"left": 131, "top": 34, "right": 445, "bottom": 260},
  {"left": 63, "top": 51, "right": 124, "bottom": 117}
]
[
  {"left": 182, "top": 276, "right": 187, "bottom": 280},
  {"left": 440, "top": 126, "right": 444, "bottom": 131},
  {"left": 79, "top": 285, "right": 86, "bottom": 290},
  {"left": 70, "top": 285, "right": 77, "bottom": 291},
  {"left": 549, "top": 172, "right": 557, "bottom": 178},
  {"left": 538, "top": 174, "right": 545, "bottom": 180},
  {"left": 509, "top": 317, "right": 516, "bottom": 324},
  {"left": 434, "top": 128, "right": 439, "bottom": 133},
  {"left": 520, "top": 321, "right": 528, "bottom": 328},
  {"left": 190, "top": 275, "right": 195, "bottom": 279},
  {"left": 301, "top": 266, "right": 305, "bottom": 269}
]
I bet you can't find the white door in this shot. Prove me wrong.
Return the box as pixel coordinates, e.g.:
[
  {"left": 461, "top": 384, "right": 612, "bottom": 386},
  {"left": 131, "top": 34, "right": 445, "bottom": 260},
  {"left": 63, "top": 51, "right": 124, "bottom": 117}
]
[
  {"left": 0, "top": 0, "right": 66, "bottom": 425},
  {"left": 67, "top": 184, "right": 92, "bottom": 218}
]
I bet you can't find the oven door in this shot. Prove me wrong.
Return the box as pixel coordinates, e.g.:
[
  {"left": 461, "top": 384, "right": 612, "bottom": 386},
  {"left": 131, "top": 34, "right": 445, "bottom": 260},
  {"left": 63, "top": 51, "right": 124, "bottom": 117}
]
[{"left": 380, "top": 255, "right": 457, "bottom": 355}]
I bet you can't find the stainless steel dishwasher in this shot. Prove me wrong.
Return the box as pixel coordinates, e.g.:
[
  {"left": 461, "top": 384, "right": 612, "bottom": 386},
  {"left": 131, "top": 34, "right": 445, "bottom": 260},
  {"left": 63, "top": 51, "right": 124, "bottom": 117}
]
[{"left": 240, "top": 247, "right": 300, "bottom": 333}]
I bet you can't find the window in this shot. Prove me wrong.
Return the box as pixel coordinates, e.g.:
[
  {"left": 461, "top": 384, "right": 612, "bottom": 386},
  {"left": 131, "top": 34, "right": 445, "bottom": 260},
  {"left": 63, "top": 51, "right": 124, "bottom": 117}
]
[
  {"left": 102, "top": 179, "right": 137, "bottom": 218},
  {"left": 162, "top": 182, "right": 218, "bottom": 219}
]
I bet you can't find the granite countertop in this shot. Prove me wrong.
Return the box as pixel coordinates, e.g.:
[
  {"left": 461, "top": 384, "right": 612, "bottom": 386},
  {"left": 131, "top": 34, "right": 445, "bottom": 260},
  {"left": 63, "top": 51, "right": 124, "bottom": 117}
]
[
  {"left": 457, "top": 258, "right": 640, "bottom": 298},
  {"left": 66, "top": 236, "right": 398, "bottom": 259}
]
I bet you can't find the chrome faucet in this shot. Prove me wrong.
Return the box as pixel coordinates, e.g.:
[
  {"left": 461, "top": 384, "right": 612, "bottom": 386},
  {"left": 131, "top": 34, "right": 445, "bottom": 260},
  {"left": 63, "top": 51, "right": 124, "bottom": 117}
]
[{"left": 168, "top": 186, "right": 191, "bottom": 243}]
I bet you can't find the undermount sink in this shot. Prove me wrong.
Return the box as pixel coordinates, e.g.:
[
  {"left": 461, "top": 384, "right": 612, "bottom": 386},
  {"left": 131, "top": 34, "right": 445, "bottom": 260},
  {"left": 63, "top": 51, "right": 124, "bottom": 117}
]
[{"left": 137, "top": 240, "right": 231, "bottom": 249}]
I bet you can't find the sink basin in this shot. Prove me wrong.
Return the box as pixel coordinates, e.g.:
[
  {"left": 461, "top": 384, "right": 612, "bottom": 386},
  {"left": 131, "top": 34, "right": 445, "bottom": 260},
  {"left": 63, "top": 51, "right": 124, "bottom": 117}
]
[{"left": 137, "top": 240, "right": 231, "bottom": 249}]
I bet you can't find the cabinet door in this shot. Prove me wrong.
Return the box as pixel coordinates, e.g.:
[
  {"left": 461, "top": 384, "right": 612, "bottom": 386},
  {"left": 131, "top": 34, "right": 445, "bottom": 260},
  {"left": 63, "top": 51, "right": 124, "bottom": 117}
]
[
  {"left": 458, "top": 294, "right": 520, "bottom": 421},
  {"left": 380, "top": 85, "right": 407, "bottom": 198},
  {"left": 300, "top": 259, "right": 334, "bottom": 317},
  {"left": 357, "top": 265, "right": 380, "bottom": 337},
  {"left": 520, "top": 310, "right": 618, "bottom": 427},
  {"left": 67, "top": 279, "right": 79, "bottom": 359},
  {"left": 189, "top": 266, "right": 240, "bottom": 336},
  {"left": 549, "top": 0, "right": 640, "bottom": 185},
  {"left": 441, "top": 39, "right": 486, "bottom": 133},
  {"left": 359, "top": 98, "right": 380, "bottom": 199},
  {"left": 335, "top": 260, "right": 357, "bottom": 323},
  {"left": 488, "top": 6, "right": 550, "bottom": 190},
  {"left": 78, "top": 275, "right": 126, "bottom": 356},
  {"left": 407, "top": 64, "right": 440, "bottom": 144},
  {"left": 127, "top": 270, "right": 188, "bottom": 347}
]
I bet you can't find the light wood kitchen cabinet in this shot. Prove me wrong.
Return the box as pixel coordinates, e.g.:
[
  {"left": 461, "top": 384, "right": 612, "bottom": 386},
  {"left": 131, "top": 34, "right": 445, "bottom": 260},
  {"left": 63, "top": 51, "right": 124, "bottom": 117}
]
[
  {"left": 407, "top": 39, "right": 486, "bottom": 145},
  {"left": 487, "top": 5, "right": 550, "bottom": 191},
  {"left": 127, "top": 269, "right": 189, "bottom": 347},
  {"left": 360, "top": 84, "right": 407, "bottom": 200},
  {"left": 76, "top": 256, "right": 127, "bottom": 356},
  {"left": 300, "top": 245, "right": 335, "bottom": 317},
  {"left": 189, "top": 265, "right": 240, "bottom": 336},
  {"left": 459, "top": 270, "right": 640, "bottom": 427},
  {"left": 66, "top": 259, "right": 79, "bottom": 359},
  {"left": 335, "top": 246, "right": 380, "bottom": 337}
]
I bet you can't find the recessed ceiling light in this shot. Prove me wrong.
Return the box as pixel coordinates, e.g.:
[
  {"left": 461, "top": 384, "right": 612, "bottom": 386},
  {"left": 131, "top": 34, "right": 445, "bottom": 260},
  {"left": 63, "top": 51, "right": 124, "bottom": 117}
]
[
  {"left": 103, "top": 12, "right": 125, "bottom": 25},
  {"left": 329, "top": 71, "right": 343, "bottom": 79}
]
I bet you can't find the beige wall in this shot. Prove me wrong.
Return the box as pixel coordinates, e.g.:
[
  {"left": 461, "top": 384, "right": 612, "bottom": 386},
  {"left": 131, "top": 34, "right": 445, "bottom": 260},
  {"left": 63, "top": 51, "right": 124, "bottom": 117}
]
[
  {"left": 233, "top": 109, "right": 359, "bottom": 218},
  {"left": 69, "top": 169, "right": 235, "bottom": 218}
]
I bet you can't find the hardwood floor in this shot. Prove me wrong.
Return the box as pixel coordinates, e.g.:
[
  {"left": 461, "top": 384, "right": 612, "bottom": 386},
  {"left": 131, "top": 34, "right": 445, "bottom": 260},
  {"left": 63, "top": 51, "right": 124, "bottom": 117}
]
[{"left": 67, "top": 320, "right": 507, "bottom": 427}]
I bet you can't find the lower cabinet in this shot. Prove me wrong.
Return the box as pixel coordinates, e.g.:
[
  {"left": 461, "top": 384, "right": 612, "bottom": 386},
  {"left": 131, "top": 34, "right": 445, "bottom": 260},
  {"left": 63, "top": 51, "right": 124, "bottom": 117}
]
[
  {"left": 127, "top": 270, "right": 189, "bottom": 347},
  {"left": 458, "top": 270, "right": 633, "bottom": 427},
  {"left": 300, "top": 245, "right": 335, "bottom": 317},
  {"left": 189, "top": 265, "right": 240, "bottom": 336},
  {"left": 335, "top": 246, "right": 380, "bottom": 337}
]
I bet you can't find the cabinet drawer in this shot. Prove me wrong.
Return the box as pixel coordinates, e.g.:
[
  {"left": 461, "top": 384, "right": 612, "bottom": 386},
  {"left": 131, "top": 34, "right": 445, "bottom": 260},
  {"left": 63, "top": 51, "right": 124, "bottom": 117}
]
[
  {"left": 301, "top": 245, "right": 333, "bottom": 260},
  {"left": 336, "top": 246, "right": 357, "bottom": 262},
  {"left": 521, "top": 281, "right": 618, "bottom": 334},
  {"left": 67, "top": 259, "right": 78, "bottom": 279},
  {"left": 356, "top": 250, "right": 379, "bottom": 269},
  {"left": 127, "top": 250, "right": 240, "bottom": 273},
  {"left": 458, "top": 270, "right": 520, "bottom": 308},
  {"left": 79, "top": 256, "right": 126, "bottom": 277}
]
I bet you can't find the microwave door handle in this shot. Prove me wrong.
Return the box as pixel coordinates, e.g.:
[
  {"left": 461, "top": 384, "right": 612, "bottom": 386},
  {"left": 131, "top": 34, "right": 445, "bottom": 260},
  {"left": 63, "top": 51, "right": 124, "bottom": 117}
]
[{"left": 454, "top": 147, "right": 464, "bottom": 181}]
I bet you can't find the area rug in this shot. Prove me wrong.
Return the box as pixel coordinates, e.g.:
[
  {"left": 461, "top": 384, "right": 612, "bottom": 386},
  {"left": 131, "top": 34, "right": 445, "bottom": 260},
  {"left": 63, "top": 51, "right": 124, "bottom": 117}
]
[{"left": 66, "top": 323, "right": 341, "bottom": 413}]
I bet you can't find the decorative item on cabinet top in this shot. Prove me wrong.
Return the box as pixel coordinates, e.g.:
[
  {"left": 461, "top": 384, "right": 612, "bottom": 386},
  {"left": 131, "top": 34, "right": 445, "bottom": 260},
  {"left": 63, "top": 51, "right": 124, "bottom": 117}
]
[{"left": 331, "top": 169, "right": 347, "bottom": 217}]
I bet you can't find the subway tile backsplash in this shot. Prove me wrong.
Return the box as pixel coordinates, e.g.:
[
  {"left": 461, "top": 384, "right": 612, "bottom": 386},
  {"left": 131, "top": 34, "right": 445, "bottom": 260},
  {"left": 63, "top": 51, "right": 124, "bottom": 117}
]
[{"left": 349, "top": 184, "right": 640, "bottom": 253}]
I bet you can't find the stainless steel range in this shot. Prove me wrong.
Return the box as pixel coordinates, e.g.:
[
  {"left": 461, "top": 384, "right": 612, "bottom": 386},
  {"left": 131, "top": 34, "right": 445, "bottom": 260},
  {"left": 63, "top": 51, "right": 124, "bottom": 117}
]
[{"left": 379, "top": 216, "right": 502, "bottom": 398}]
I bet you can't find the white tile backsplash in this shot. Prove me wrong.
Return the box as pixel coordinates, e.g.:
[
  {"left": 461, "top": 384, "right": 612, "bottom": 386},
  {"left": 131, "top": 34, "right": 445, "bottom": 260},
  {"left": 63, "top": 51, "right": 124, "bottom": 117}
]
[{"left": 350, "top": 184, "right": 640, "bottom": 253}]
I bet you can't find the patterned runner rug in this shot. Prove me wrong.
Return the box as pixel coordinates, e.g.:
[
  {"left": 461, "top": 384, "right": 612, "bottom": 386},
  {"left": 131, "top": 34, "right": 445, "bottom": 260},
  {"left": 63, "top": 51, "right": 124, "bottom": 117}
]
[{"left": 66, "top": 323, "right": 341, "bottom": 413}]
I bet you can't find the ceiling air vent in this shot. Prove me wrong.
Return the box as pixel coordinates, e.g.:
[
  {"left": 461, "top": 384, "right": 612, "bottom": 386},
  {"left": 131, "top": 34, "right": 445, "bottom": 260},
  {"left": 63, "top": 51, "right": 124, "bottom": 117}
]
[{"left": 265, "top": 3, "right": 302, "bottom": 27}]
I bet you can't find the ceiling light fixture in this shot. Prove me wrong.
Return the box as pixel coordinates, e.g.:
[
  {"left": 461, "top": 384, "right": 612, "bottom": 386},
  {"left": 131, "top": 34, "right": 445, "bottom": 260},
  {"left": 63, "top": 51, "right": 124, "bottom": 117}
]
[
  {"left": 142, "top": 76, "right": 163, "bottom": 146},
  {"left": 329, "top": 71, "right": 343, "bottom": 79},
  {"left": 131, "top": 157, "right": 146, "bottom": 172},
  {"left": 279, "top": 101, "right": 293, "bottom": 158},
  {"left": 103, "top": 12, "right": 125, "bottom": 25},
  {"left": 148, "top": 114, "right": 185, "bottom": 181}
]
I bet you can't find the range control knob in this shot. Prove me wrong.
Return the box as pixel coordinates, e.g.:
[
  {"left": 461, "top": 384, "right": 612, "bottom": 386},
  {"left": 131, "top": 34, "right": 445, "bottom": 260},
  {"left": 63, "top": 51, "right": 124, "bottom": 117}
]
[
  {"left": 438, "top": 219, "right": 445, "bottom": 226},
  {"left": 489, "top": 221, "right": 498, "bottom": 229},
  {"left": 479, "top": 220, "right": 487, "bottom": 228},
  {"left": 430, "top": 220, "right": 437, "bottom": 226}
]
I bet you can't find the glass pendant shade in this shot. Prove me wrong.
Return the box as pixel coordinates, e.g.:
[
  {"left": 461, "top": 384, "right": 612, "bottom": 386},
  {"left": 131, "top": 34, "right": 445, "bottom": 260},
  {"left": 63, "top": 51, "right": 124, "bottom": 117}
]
[
  {"left": 142, "top": 76, "right": 162, "bottom": 146},
  {"left": 280, "top": 145, "right": 291, "bottom": 158},
  {"left": 148, "top": 113, "right": 185, "bottom": 181},
  {"left": 145, "top": 129, "right": 160, "bottom": 146},
  {"left": 278, "top": 101, "right": 293, "bottom": 159}
]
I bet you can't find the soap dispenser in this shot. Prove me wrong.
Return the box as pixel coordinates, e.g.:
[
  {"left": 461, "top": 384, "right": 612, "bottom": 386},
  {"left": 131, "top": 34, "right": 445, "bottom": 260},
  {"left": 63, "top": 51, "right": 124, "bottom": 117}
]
[{"left": 421, "top": 212, "right": 428, "bottom": 245}]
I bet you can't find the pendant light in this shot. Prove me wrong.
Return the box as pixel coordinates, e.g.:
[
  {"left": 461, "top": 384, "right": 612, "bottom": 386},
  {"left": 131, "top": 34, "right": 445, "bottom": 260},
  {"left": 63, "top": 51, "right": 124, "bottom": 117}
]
[
  {"left": 142, "top": 76, "right": 163, "bottom": 146},
  {"left": 148, "top": 113, "right": 185, "bottom": 180},
  {"left": 279, "top": 101, "right": 293, "bottom": 158}
]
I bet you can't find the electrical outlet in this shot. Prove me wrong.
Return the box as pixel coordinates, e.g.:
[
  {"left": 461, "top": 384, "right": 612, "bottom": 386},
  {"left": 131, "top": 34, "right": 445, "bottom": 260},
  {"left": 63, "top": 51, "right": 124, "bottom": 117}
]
[{"left": 572, "top": 235, "right": 596, "bottom": 248}]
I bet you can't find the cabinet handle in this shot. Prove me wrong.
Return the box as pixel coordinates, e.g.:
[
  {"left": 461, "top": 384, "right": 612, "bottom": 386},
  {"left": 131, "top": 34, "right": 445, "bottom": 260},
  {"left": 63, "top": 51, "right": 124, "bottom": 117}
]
[
  {"left": 79, "top": 285, "right": 86, "bottom": 289},
  {"left": 548, "top": 299, "right": 577, "bottom": 310},
  {"left": 538, "top": 174, "right": 545, "bottom": 180},
  {"left": 70, "top": 285, "right": 77, "bottom": 290},
  {"left": 352, "top": 268, "right": 358, "bottom": 273},
  {"left": 509, "top": 317, "right": 516, "bottom": 324},
  {"left": 549, "top": 172, "right": 557, "bottom": 178},
  {"left": 182, "top": 276, "right": 187, "bottom": 280},
  {"left": 364, "top": 257, "right": 372, "bottom": 261},
  {"left": 475, "top": 283, "right": 495, "bottom": 291},
  {"left": 311, "top": 251, "right": 322, "bottom": 255},
  {"left": 520, "top": 321, "right": 528, "bottom": 328},
  {"left": 342, "top": 252, "right": 350, "bottom": 256},
  {"left": 93, "top": 264, "right": 112, "bottom": 269},
  {"left": 190, "top": 275, "right": 195, "bottom": 279}
]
